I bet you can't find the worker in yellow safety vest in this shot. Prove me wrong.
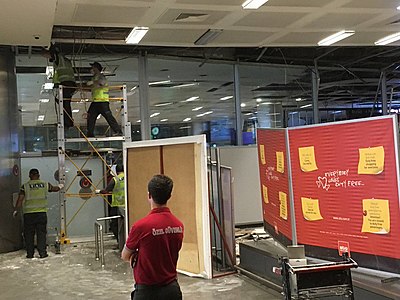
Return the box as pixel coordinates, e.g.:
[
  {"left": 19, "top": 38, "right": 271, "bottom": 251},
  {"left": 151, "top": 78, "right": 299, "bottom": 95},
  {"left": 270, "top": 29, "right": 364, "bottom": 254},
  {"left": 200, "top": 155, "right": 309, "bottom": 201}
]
[
  {"left": 86, "top": 62, "right": 122, "bottom": 137},
  {"left": 13, "top": 168, "right": 63, "bottom": 259},
  {"left": 98, "top": 164, "right": 125, "bottom": 242},
  {"left": 42, "top": 44, "right": 77, "bottom": 129}
]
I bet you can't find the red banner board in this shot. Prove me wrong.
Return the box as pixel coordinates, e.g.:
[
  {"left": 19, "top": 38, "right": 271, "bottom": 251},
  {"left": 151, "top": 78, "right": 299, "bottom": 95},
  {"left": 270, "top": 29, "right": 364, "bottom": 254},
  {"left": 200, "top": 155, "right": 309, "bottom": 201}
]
[
  {"left": 288, "top": 116, "right": 400, "bottom": 271},
  {"left": 257, "top": 129, "right": 292, "bottom": 245}
]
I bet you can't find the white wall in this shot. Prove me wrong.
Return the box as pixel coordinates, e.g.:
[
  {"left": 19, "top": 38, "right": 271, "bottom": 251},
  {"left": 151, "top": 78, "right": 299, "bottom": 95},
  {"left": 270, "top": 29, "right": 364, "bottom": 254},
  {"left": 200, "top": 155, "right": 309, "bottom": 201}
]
[{"left": 218, "top": 146, "right": 263, "bottom": 225}]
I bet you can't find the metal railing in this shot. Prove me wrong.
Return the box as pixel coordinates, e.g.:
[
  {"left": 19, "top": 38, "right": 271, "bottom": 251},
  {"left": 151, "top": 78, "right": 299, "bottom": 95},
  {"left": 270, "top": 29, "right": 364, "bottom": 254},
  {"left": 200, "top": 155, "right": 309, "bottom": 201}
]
[{"left": 94, "top": 215, "right": 121, "bottom": 267}]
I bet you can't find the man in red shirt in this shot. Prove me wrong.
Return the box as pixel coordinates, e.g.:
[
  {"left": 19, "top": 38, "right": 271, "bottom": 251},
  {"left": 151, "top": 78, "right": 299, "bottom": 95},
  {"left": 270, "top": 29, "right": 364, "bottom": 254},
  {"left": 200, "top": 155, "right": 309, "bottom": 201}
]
[{"left": 122, "top": 174, "right": 184, "bottom": 300}]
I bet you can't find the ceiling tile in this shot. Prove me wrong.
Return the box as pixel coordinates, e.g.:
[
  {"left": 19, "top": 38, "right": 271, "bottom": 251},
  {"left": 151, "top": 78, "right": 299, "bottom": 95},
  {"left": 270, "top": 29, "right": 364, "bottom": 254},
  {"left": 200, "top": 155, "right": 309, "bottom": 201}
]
[
  {"left": 342, "top": 0, "right": 399, "bottom": 9},
  {"left": 175, "top": 0, "right": 244, "bottom": 5},
  {"left": 73, "top": 4, "right": 149, "bottom": 24},
  {"left": 235, "top": 12, "right": 308, "bottom": 28},
  {"left": 304, "top": 13, "right": 379, "bottom": 29},
  {"left": 143, "top": 29, "right": 206, "bottom": 44},
  {"left": 156, "top": 9, "right": 230, "bottom": 25},
  {"left": 267, "top": 0, "right": 330, "bottom": 7},
  {"left": 272, "top": 32, "right": 330, "bottom": 45}
]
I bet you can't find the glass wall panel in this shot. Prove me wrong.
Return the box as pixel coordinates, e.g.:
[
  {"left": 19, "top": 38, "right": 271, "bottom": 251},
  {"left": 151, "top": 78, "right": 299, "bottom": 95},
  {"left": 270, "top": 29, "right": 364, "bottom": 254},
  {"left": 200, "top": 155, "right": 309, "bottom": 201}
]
[{"left": 147, "top": 58, "right": 235, "bottom": 145}]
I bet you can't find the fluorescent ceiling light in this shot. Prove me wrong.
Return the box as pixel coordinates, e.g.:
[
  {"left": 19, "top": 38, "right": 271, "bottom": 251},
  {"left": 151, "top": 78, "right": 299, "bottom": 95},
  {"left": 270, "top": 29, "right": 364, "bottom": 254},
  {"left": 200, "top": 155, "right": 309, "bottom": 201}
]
[
  {"left": 220, "top": 96, "right": 233, "bottom": 101},
  {"left": 296, "top": 98, "right": 303, "bottom": 102},
  {"left": 260, "top": 102, "right": 277, "bottom": 105},
  {"left": 256, "top": 98, "right": 263, "bottom": 103},
  {"left": 160, "top": 119, "right": 168, "bottom": 122},
  {"left": 185, "top": 96, "right": 199, "bottom": 102},
  {"left": 183, "top": 118, "right": 192, "bottom": 122},
  {"left": 241, "top": 103, "right": 246, "bottom": 107},
  {"left": 154, "top": 102, "right": 173, "bottom": 107},
  {"left": 149, "top": 80, "right": 171, "bottom": 86},
  {"left": 126, "top": 27, "right": 149, "bottom": 44},
  {"left": 397, "top": 5, "right": 400, "bottom": 10},
  {"left": 150, "top": 112, "right": 160, "bottom": 118},
  {"left": 171, "top": 83, "right": 198, "bottom": 88},
  {"left": 37, "top": 115, "right": 45, "bottom": 121},
  {"left": 97, "top": 115, "right": 101, "bottom": 119},
  {"left": 192, "top": 106, "right": 203, "bottom": 111},
  {"left": 300, "top": 104, "right": 312, "bottom": 109},
  {"left": 39, "top": 98, "right": 49, "bottom": 103},
  {"left": 242, "top": 0, "right": 269, "bottom": 9},
  {"left": 194, "top": 29, "right": 223, "bottom": 45},
  {"left": 130, "top": 86, "right": 137, "bottom": 91},
  {"left": 318, "top": 30, "right": 355, "bottom": 46},
  {"left": 375, "top": 32, "right": 400, "bottom": 45},
  {"left": 72, "top": 109, "right": 79, "bottom": 113},
  {"left": 197, "top": 111, "right": 213, "bottom": 117}
]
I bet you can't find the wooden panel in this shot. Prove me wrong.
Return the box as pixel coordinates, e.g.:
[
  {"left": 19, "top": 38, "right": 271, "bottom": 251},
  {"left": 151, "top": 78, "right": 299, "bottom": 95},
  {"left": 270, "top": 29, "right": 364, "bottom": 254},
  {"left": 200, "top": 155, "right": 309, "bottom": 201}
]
[
  {"left": 163, "top": 143, "right": 202, "bottom": 274},
  {"left": 126, "top": 147, "right": 161, "bottom": 227}
]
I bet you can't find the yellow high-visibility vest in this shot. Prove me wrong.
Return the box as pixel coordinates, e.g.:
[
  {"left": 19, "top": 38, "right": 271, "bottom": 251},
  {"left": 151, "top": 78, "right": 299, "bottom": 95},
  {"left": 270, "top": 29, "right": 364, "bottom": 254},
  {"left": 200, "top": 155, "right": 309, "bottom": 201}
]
[
  {"left": 112, "top": 173, "right": 125, "bottom": 207},
  {"left": 23, "top": 180, "right": 48, "bottom": 214},
  {"left": 91, "top": 74, "right": 109, "bottom": 102}
]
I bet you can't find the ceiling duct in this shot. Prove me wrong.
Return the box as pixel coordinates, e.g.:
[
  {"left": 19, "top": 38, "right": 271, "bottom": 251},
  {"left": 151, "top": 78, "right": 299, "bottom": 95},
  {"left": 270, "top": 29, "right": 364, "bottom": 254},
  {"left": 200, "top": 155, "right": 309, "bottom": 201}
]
[{"left": 175, "top": 13, "right": 209, "bottom": 23}]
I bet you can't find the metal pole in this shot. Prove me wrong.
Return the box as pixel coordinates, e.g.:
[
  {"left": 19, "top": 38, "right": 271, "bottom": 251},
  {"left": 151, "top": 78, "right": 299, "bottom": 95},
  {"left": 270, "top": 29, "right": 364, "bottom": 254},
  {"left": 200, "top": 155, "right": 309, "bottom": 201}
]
[
  {"left": 285, "top": 129, "right": 298, "bottom": 245},
  {"left": 94, "top": 223, "right": 99, "bottom": 261},
  {"left": 122, "top": 85, "right": 132, "bottom": 142},
  {"left": 234, "top": 64, "right": 243, "bottom": 145},
  {"left": 138, "top": 52, "right": 150, "bottom": 140},
  {"left": 381, "top": 71, "right": 388, "bottom": 115},
  {"left": 57, "top": 86, "right": 67, "bottom": 241},
  {"left": 97, "top": 221, "right": 105, "bottom": 267},
  {"left": 215, "top": 148, "right": 226, "bottom": 269},
  {"left": 312, "top": 69, "right": 320, "bottom": 124}
]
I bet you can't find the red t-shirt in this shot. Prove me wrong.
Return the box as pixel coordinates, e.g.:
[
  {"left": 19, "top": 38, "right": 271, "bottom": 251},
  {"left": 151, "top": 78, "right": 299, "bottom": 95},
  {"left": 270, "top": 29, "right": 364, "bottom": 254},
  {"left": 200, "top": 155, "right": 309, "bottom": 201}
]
[{"left": 125, "top": 207, "right": 184, "bottom": 285}]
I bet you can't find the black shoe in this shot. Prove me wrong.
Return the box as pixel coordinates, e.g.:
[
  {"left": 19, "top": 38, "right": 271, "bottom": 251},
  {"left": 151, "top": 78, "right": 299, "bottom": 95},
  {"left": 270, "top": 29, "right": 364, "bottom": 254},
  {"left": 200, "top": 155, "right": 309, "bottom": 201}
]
[
  {"left": 26, "top": 255, "right": 33, "bottom": 259},
  {"left": 39, "top": 253, "right": 48, "bottom": 259}
]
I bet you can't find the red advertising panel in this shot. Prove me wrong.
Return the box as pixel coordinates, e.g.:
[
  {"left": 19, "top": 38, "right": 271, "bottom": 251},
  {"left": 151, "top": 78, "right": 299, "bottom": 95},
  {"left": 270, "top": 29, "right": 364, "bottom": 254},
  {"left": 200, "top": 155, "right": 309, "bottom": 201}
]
[
  {"left": 288, "top": 116, "right": 400, "bottom": 272},
  {"left": 257, "top": 129, "right": 292, "bottom": 246}
]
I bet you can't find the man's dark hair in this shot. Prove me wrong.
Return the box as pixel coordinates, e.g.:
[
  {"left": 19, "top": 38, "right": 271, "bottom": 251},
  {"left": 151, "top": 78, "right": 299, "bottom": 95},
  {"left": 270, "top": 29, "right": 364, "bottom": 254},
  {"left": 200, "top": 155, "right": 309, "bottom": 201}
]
[
  {"left": 29, "top": 168, "right": 40, "bottom": 176},
  {"left": 116, "top": 164, "right": 123, "bottom": 173},
  {"left": 148, "top": 175, "right": 173, "bottom": 205}
]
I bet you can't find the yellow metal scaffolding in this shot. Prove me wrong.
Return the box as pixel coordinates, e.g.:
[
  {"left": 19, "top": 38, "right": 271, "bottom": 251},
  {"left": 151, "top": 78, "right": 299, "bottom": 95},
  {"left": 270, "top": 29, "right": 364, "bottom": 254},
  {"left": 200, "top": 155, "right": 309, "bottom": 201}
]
[{"left": 57, "top": 85, "right": 131, "bottom": 244}]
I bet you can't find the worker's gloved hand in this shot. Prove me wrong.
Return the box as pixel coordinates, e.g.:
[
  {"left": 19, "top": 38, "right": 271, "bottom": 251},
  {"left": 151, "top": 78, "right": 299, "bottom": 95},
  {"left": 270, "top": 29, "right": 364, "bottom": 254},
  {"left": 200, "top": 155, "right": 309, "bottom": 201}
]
[
  {"left": 12, "top": 210, "right": 18, "bottom": 218},
  {"left": 58, "top": 183, "right": 64, "bottom": 189},
  {"left": 95, "top": 189, "right": 101, "bottom": 194}
]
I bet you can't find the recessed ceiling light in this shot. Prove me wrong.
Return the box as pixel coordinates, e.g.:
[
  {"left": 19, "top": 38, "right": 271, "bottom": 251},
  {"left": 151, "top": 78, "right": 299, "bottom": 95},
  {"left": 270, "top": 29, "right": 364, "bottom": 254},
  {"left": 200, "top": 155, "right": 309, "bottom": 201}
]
[
  {"left": 171, "top": 83, "right": 198, "bottom": 88},
  {"left": 318, "top": 30, "right": 355, "bottom": 46},
  {"left": 220, "top": 96, "right": 233, "bottom": 101},
  {"left": 192, "top": 106, "right": 203, "bottom": 111},
  {"left": 160, "top": 119, "right": 168, "bottom": 122},
  {"left": 37, "top": 115, "right": 45, "bottom": 121},
  {"left": 183, "top": 117, "right": 192, "bottom": 122},
  {"left": 150, "top": 112, "right": 160, "bottom": 118},
  {"left": 154, "top": 102, "right": 173, "bottom": 107},
  {"left": 125, "top": 27, "right": 149, "bottom": 44},
  {"left": 136, "top": 120, "right": 141, "bottom": 123},
  {"left": 39, "top": 98, "right": 49, "bottom": 103},
  {"left": 242, "top": 0, "right": 269, "bottom": 10},
  {"left": 296, "top": 98, "right": 303, "bottom": 102},
  {"left": 72, "top": 109, "right": 79, "bottom": 113},
  {"left": 149, "top": 80, "right": 171, "bottom": 86},
  {"left": 300, "top": 104, "right": 312, "bottom": 109},
  {"left": 256, "top": 98, "right": 263, "bottom": 103},
  {"left": 397, "top": 5, "right": 400, "bottom": 10},
  {"left": 97, "top": 115, "right": 101, "bottom": 120},
  {"left": 185, "top": 96, "right": 199, "bottom": 102},
  {"left": 241, "top": 103, "right": 246, "bottom": 107},
  {"left": 375, "top": 32, "right": 400, "bottom": 45}
]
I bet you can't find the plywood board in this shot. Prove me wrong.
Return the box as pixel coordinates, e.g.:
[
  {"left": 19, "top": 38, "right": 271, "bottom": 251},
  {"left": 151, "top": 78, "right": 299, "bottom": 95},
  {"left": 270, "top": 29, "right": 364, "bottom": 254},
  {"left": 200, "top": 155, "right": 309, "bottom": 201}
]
[
  {"left": 126, "top": 147, "right": 160, "bottom": 227},
  {"left": 163, "top": 143, "right": 201, "bottom": 274}
]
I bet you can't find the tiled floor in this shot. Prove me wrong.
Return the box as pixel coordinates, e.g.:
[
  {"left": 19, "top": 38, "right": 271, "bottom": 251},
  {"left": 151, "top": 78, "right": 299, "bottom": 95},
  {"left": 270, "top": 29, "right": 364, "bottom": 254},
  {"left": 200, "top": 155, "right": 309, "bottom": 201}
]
[{"left": 0, "top": 240, "right": 281, "bottom": 300}]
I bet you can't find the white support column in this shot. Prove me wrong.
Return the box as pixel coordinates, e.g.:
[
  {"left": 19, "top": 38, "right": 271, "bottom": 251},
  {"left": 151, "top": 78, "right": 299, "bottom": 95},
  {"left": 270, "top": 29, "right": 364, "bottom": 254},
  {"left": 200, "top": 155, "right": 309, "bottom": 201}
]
[
  {"left": 234, "top": 64, "right": 243, "bottom": 145},
  {"left": 138, "top": 52, "right": 150, "bottom": 140},
  {"left": 121, "top": 85, "right": 132, "bottom": 142},
  {"left": 382, "top": 71, "right": 388, "bottom": 115}
]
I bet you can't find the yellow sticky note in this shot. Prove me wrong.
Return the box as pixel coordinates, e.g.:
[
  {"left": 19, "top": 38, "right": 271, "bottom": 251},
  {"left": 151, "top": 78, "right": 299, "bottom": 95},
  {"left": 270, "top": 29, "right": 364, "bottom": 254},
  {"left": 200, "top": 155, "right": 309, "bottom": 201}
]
[
  {"left": 276, "top": 151, "right": 284, "bottom": 173},
  {"left": 279, "top": 191, "right": 288, "bottom": 220},
  {"left": 362, "top": 199, "right": 390, "bottom": 234},
  {"left": 358, "top": 146, "right": 385, "bottom": 175},
  {"left": 301, "top": 197, "right": 323, "bottom": 221},
  {"left": 259, "top": 144, "right": 266, "bottom": 165},
  {"left": 262, "top": 185, "right": 269, "bottom": 204},
  {"left": 298, "top": 146, "right": 318, "bottom": 172}
]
